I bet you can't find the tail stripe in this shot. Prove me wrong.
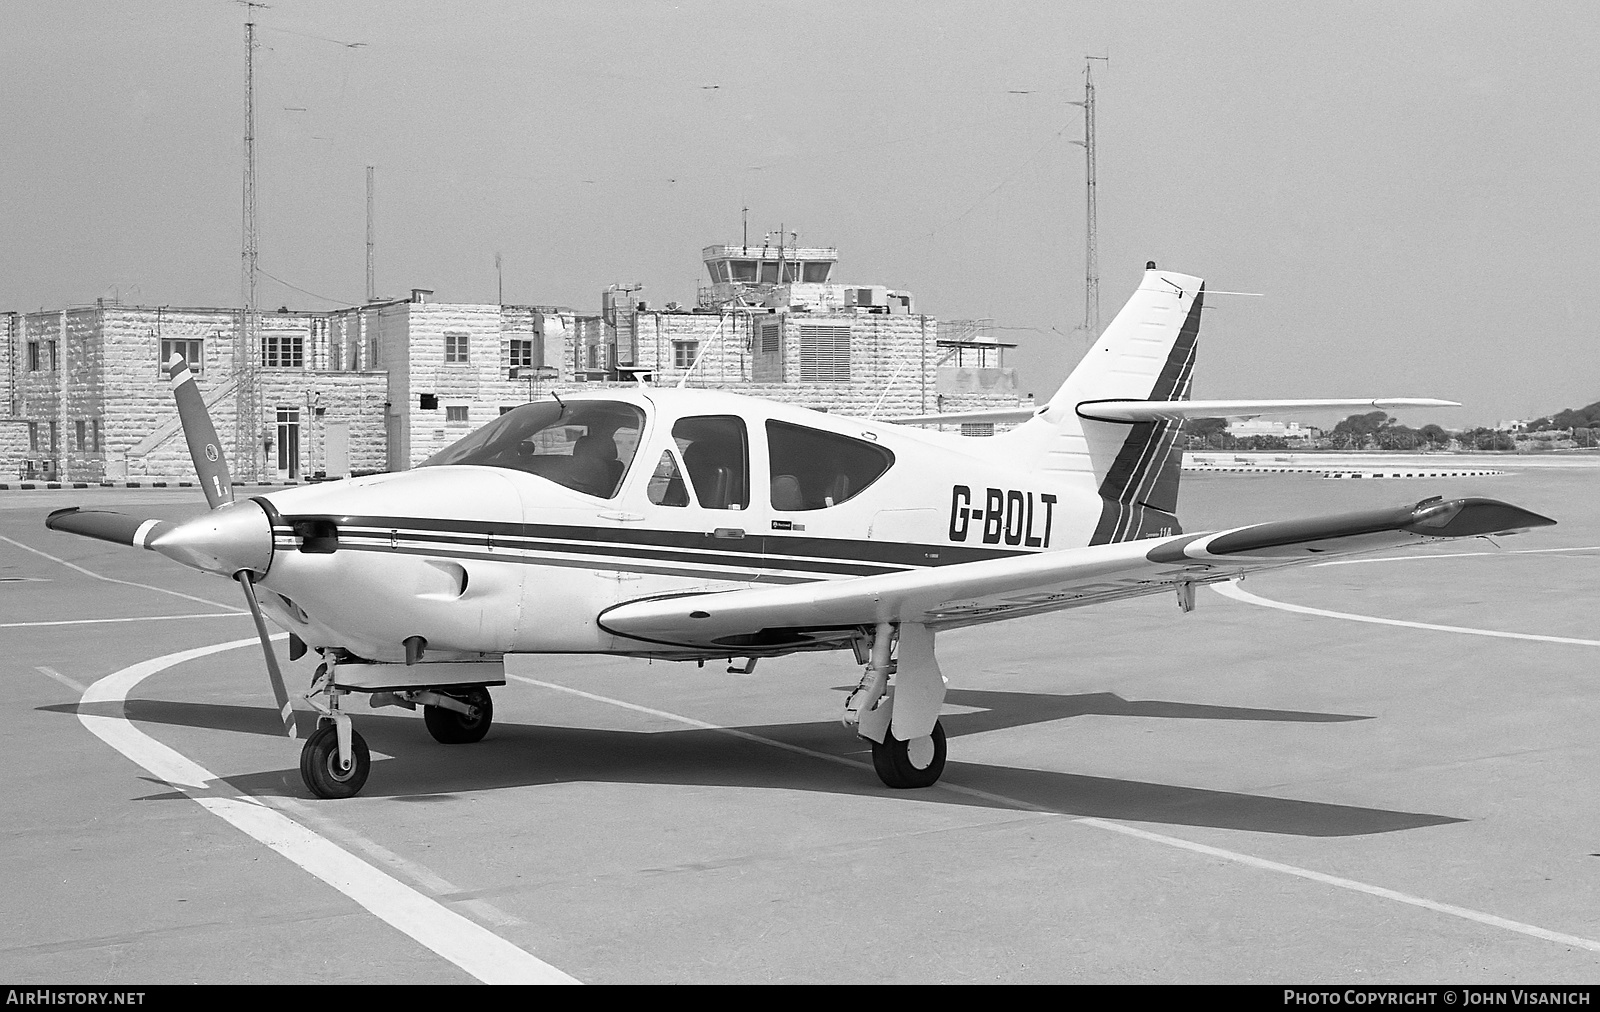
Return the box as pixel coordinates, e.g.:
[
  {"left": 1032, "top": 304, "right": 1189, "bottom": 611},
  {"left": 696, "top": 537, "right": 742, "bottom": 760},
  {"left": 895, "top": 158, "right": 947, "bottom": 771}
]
[{"left": 1090, "top": 287, "right": 1204, "bottom": 545}]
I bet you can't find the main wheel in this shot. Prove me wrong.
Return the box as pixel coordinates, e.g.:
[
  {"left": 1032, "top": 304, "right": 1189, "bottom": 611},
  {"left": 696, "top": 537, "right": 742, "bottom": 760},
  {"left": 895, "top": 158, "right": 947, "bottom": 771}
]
[
  {"left": 423, "top": 686, "right": 493, "bottom": 744},
  {"left": 870, "top": 719, "right": 947, "bottom": 789},
  {"left": 300, "top": 724, "right": 371, "bottom": 799}
]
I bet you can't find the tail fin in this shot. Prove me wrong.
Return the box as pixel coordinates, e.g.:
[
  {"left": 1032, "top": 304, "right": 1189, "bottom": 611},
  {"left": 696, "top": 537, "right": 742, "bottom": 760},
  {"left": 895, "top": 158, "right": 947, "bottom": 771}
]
[{"left": 1003, "top": 266, "right": 1204, "bottom": 544}]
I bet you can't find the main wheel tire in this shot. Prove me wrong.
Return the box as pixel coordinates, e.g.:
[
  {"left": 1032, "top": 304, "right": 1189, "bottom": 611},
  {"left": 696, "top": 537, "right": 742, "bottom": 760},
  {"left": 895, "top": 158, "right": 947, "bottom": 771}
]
[
  {"left": 870, "top": 719, "right": 947, "bottom": 789},
  {"left": 423, "top": 686, "right": 493, "bottom": 745},
  {"left": 300, "top": 724, "right": 371, "bottom": 799}
]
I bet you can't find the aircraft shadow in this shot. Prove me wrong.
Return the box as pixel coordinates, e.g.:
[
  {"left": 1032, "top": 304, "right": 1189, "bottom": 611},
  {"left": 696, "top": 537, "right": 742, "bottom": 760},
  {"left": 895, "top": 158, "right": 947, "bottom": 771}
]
[{"left": 45, "top": 689, "right": 1455, "bottom": 838}]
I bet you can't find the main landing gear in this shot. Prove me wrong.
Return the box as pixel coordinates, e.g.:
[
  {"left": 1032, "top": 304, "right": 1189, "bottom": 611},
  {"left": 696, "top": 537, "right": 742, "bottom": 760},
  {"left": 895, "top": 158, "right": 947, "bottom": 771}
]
[{"left": 845, "top": 621, "right": 950, "bottom": 790}]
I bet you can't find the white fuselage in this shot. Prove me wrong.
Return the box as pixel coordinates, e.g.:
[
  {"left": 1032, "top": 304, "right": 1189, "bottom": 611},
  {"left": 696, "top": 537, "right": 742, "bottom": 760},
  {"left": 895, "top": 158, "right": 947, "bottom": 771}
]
[{"left": 249, "top": 389, "right": 1105, "bottom": 662}]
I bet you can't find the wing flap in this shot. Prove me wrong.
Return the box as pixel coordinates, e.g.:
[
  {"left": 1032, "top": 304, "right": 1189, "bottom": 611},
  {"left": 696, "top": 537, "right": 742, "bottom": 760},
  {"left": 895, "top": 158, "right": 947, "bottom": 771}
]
[{"left": 598, "top": 496, "right": 1553, "bottom": 650}]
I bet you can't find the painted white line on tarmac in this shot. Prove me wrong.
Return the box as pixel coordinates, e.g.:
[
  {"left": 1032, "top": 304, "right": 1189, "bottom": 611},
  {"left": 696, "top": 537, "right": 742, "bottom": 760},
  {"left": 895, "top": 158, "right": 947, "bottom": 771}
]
[
  {"left": 512, "top": 675, "right": 1600, "bottom": 957},
  {"left": 1212, "top": 580, "right": 1600, "bottom": 647},
  {"left": 1, "top": 534, "right": 245, "bottom": 611},
  {"left": 4, "top": 612, "right": 245, "bottom": 629},
  {"left": 1315, "top": 545, "right": 1600, "bottom": 568},
  {"left": 79, "top": 638, "right": 578, "bottom": 985}
]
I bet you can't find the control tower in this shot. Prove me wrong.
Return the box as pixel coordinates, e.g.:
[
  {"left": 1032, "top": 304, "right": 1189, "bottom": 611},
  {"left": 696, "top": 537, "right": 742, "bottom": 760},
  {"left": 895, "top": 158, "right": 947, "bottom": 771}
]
[{"left": 699, "top": 240, "right": 841, "bottom": 311}]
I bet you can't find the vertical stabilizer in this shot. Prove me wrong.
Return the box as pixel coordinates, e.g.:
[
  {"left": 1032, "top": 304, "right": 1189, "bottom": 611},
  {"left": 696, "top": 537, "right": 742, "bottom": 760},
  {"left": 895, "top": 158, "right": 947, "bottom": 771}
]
[{"left": 1002, "top": 266, "right": 1204, "bottom": 543}]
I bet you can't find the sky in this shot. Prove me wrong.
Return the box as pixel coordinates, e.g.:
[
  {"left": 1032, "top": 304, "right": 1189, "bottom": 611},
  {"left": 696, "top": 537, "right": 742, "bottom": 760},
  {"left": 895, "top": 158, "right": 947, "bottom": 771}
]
[{"left": 2, "top": 0, "right": 1596, "bottom": 428}]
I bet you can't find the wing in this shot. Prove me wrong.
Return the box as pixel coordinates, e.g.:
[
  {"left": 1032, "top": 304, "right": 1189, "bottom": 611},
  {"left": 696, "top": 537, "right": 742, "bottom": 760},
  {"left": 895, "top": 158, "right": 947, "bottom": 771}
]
[{"left": 598, "top": 496, "right": 1553, "bottom": 653}]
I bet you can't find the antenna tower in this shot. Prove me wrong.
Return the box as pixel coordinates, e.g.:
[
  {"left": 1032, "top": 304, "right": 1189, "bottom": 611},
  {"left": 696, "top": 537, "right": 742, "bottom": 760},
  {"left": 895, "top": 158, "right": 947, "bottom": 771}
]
[
  {"left": 1071, "top": 56, "right": 1108, "bottom": 339},
  {"left": 366, "top": 165, "right": 376, "bottom": 302},
  {"left": 236, "top": 8, "right": 265, "bottom": 481}
]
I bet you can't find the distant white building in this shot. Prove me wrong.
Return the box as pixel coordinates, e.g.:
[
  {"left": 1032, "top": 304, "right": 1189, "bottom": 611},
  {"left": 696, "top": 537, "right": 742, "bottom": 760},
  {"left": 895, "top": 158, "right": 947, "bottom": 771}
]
[
  {"left": 1224, "top": 418, "right": 1308, "bottom": 440},
  {"left": 1, "top": 234, "right": 1025, "bottom": 483}
]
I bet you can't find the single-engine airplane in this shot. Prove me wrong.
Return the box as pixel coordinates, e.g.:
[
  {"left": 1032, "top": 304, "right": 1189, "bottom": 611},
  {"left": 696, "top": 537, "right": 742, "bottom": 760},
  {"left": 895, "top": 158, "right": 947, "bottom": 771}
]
[{"left": 45, "top": 265, "right": 1555, "bottom": 799}]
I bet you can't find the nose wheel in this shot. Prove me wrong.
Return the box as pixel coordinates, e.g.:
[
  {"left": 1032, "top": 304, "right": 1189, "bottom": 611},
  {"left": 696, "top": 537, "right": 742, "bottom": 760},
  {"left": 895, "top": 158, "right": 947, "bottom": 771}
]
[{"left": 300, "top": 723, "right": 371, "bottom": 799}]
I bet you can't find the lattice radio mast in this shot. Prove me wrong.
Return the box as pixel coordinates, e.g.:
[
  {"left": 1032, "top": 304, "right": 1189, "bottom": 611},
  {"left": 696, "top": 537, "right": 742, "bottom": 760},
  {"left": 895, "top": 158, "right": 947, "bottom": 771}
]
[
  {"left": 366, "top": 165, "right": 376, "bottom": 302},
  {"left": 1071, "top": 56, "right": 1108, "bottom": 339},
  {"left": 237, "top": 8, "right": 266, "bottom": 480}
]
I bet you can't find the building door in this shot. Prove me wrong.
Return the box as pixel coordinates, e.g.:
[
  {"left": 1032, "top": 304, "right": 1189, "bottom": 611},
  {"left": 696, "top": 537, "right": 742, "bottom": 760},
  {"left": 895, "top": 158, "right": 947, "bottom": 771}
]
[
  {"left": 325, "top": 419, "right": 349, "bottom": 478},
  {"left": 276, "top": 408, "right": 300, "bottom": 480}
]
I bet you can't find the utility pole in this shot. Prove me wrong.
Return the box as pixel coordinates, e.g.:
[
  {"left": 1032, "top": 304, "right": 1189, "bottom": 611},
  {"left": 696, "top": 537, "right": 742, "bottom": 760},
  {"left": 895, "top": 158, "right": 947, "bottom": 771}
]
[
  {"left": 1070, "top": 56, "right": 1108, "bottom": 340},
  {"left": 366, "top": 165, "right": 376, "bottom": 302},
  {"left": 495, "top": 252, "right": 503, "bottom": 305}
]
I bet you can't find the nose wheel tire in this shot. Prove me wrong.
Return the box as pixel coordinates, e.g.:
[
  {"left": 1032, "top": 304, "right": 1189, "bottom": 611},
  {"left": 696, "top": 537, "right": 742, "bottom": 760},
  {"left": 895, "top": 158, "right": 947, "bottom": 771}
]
[
  {"left": 870, "top": 719, "right": 947, "bottom": 789},
  {"left": 300, "top": 724, "right": 371, "bottom": 799},
  {"left": 423, "top": 686, "right": 494, "bottom": 745}
]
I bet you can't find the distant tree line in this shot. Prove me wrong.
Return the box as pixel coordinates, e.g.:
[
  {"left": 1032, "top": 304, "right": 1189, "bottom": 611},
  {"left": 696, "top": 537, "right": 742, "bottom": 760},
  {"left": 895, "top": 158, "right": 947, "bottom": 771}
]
[{"left": 1181, "top": 398, "right": 1600, "bottom": 452}]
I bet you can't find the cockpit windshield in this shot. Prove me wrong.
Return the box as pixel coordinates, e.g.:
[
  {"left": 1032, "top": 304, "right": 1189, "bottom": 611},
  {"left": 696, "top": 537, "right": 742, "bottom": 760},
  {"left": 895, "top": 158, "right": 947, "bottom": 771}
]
[{"left": 419, "top": 399, "right": 645, "bottom": 499}]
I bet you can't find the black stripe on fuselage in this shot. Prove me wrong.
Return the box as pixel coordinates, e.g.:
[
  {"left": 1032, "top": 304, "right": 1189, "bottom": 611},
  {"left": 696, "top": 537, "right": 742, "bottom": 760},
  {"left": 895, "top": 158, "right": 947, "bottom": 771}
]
[{"left": 275, "top": 513, "right": 1029, "bottom": 580}]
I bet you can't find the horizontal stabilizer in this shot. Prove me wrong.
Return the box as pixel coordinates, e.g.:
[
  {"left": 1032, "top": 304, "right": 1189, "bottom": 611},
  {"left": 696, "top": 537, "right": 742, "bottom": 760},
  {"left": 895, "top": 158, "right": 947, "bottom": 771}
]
[
  {"left": 890, "top": 398, "right": 1458, "bottom": 428},
  {"left": 45, "top": 508, "right": 171, "bottom": 548},
  {"left": 1076, "top": 398, "right": 1459, "bottom": 423}
]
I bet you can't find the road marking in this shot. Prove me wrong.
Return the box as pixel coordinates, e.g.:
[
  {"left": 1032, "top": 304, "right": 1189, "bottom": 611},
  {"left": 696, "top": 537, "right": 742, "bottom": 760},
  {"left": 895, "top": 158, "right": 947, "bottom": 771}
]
[
  {"left": 3, "top": 613, "right": 245, "bottom": 629},
  {"left": 1213, "top": 580, "right": 1600, "bottom": 647},
  {"left": 80, "top": 639, "right": 578, "bottom": 985},
  {"left": 269, "top": 794, "right": 528, "bottom": 928},
  {"left": 1316, "top": 545, "right": 1600, "bottom": 568},
  {"left": 512, "top": 674, "right": 1600, "bottom": 957},
  {"left": 35, "top": 665, "right": 87, "bottom": 694},
  {"left": 0, "top": 534, "right": 244, "bottom": 611}
]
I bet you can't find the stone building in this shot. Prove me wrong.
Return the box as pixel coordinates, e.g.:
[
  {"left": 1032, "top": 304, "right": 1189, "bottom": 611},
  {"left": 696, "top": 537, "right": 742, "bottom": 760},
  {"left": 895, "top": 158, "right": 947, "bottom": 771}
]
[{"left": 0, "top": 238, "right": 1023, "bottom": 484}]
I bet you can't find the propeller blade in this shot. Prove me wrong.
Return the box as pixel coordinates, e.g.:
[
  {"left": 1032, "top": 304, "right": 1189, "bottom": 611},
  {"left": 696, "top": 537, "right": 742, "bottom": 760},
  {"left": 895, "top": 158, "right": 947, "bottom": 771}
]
[
  {"left": 167, "top": 354, "right": 234, "bottom": 509},
  {"left": 45, "top": 507, "right": 172, "bottom": 548},
  {"left": 237, "top": 570, "right": 298, "bottom": 739}
]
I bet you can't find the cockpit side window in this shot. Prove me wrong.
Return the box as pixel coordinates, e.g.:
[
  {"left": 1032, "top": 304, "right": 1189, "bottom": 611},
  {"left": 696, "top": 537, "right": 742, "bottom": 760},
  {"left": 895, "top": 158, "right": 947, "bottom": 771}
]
[
  {"left": 419, "top": 399, "right": 646, "bottom": 499},
  {"left": 646, "top": 449, "right": 692, "bottom": 507},
  {"left": 766, "top": 420, "right": 894, "bottom": 510},
  {"left": 672, "top": 415, "right": 748, "bottom": 510}
]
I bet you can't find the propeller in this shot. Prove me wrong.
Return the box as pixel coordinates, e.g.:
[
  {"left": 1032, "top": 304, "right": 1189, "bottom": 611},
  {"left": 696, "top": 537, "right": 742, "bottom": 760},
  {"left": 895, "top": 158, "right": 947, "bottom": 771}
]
[
  {"left": 165, "top": 353, "right": 297, "bottom": 738},
  {"left": 44, "top": 354, "right": 296, "bottom": 739}
]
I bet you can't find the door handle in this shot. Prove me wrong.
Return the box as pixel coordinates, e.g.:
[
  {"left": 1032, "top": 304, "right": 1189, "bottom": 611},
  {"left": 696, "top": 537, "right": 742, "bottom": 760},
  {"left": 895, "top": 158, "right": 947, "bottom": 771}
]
[{"left": 712, "top": 528, "right": 745, "bottom": 539}]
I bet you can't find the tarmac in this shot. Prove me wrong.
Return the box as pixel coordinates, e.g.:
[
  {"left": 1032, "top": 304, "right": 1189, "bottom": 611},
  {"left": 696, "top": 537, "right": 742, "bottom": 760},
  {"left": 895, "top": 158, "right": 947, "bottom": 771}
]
[{"left": 2, "top": 465, "right": 1597, "bottom": 984}]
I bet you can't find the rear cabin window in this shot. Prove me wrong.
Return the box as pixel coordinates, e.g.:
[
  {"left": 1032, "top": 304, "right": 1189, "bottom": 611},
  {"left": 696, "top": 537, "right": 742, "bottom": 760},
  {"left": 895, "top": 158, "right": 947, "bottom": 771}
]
[
  {"left": 766, "top": 420, "right": 894, "bottom": 510},
  {"left": 419, "top": 399, "right": 645, "bottom": 499},
  {"left": 673, "top": 415, "right": 749, "bottom": 510}
]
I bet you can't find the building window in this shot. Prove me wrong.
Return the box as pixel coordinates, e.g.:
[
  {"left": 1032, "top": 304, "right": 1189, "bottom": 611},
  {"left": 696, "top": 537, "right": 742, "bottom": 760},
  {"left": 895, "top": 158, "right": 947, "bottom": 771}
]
[
  {"left": 509, "top": 339, "right": 535, "bottom": 369},
  {"left": 49, "top": 421, "right": 58, "bottom": 453},
  {"left": 261, "top": 333, "right": 304, "bottom": 368},
  {"left": 329, "top": 340, "right": 343, "bottom": 372},
  {"left": 47, "top": 340, "right": 58, "bottom": 371},
  {"left": 75, "top": 420, "right": 86, "bottom": 451},
  {"left": 446, "top": 405, "right": 469, "bottom": 424},
  {"left": 160, "top": 338, "right": 204, "bottom": 374},
  {"left": 27, "top": 422, "right": 38, "bottom": 451},
  {"left": 798, "top": 324, "right": 852, "bottom": 383},
  {"left": 91, "top": 419, "right": 101, "bottom": 452},
  {"left": 673, "top": 340, "right": 699, "bottom": 369},
  {"left": 445, "top": 333, "right": 469, "bottom": 364},
  {"left": 27, "top": 341, "right": 39, "bottom": 371}
]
